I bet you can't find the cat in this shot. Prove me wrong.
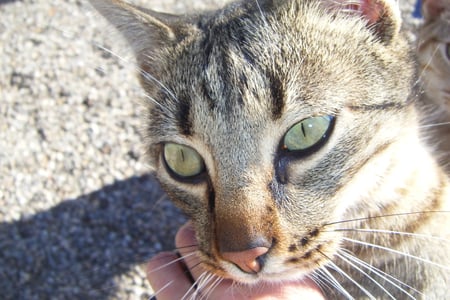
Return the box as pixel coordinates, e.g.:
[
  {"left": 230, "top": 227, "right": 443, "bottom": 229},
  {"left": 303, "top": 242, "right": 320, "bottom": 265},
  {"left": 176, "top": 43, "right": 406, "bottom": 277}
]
[
  {"left": 89, "top": 0, "right": 450, "bottom": 298},
  {"left": 418, "top": 0, "right": 450, "bottom": 172}
]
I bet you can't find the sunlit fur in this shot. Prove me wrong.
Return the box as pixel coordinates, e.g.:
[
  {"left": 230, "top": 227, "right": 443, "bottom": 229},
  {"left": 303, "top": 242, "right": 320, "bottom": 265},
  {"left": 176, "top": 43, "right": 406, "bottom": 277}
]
[{"left": 90, "top": 0, "right": 450, "bottom": 298}]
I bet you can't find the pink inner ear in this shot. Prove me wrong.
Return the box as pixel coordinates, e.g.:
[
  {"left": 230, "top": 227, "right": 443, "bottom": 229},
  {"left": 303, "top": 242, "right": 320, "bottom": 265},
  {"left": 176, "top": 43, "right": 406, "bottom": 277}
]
[
  {"left": 332, "top": 0, "right": 385, "bottom": 25},
  {"left": 325, "top": 0, "right": 400, "bottom": 43}
]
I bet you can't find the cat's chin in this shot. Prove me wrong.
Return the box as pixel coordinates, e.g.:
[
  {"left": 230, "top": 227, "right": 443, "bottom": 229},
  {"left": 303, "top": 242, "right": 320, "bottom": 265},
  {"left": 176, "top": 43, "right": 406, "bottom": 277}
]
[
  {"left": 225, "top": 272, "right": 312, "bottom": 286},
  {"left": 216, "top": 262, "right": 315, "bottom": 285}
]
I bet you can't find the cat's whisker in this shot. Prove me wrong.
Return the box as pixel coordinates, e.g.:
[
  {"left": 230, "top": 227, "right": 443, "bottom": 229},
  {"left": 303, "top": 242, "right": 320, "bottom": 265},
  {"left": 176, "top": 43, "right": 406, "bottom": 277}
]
[
  {"left": 186, "top": 260, "right": 208, "bottom": 275},
  {"left": 226, "top": 278, "right": 242, "bottom": 299},
  {"left": 93, "top": 43, "right": 179, "bottom": 105},
  {"left": 415, "top": 43, "right": 440, "bottom": 90},
  {"left": 326, "top": 259, "right": 376, "bottom": 300},
  {"left": 196, "top": 272, "right": 218, "bottom": 300},
  {"left": 329, "top": 0, "right": 364, "bottom": 15},
  {"left": 182, "top": 271, "right": 207, "bottom": 300},
  {"left": 339, "top": 249, "right": 423, "bottom": 298},
  {"left": 145, "top": 246, "right": 197, "bottom": 264},
  {"left": 90, "top": 40, "right": 172, "bottom": 113},
  {"left": 324, "top": 210, "right": 450, "bottom": 227},
  {"left": 312, "top": 271, "right": 335, "bottom": 297},
  {"left": 309, "top": 271, "right": 330, "bottom": 296},
  {"left": 335, "top": 251, "right": 397, "bottom": 299},
  {"left": 329, "top": 0, "right": 361, "bottom": 7},
  {"left": 174, "top": 244, "right": 200, "bottom": 251},
  {"left": 147, "top": 252, "right": 197, "bottom": 274},
  {"left": 419, "top": 121, "right": 450, "bottom": 129},
  {"left": 254, "top": 0, "right": 268, "bottom": 27},
  {"left": 148, "top": 192, "right": 170, "bottom": 214},
  {"left": 148, "top": 279, "right": 174, "bottom": 300},
  {"left": 316, "top": 250, "right": 360, "bottom": 299},
  {"left": 140, "top": 70, "right": 179, "bottom": 104},
  {"left": 142, "top": 93, "right": 172, "bottom": 114},
  {"left": 92, "top": 42, "right": 129, "bottom": 64},
  {"left": 331, "top": 228, "right": 450, "bottom": 243},
  {"left": 316, "top": 265, "right": 354, "bottom": 299},
  {"left": 342, "top": 237, "right": 450, "bottom": 271},
  {"left": 194, "top": 272, "right": 222, "bottom": 300},
  {"left": 200, "top": 275, "right": 223, "bottom": 300},
  {"left": 197, "top": 272, "right": 215, "bottom": 291}
]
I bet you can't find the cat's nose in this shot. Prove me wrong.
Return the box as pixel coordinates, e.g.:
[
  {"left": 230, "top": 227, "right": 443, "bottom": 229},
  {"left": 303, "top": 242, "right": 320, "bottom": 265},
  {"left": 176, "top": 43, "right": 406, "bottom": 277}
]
[{"left": 222, "top": 246, "right": 269, "bottom": 273}]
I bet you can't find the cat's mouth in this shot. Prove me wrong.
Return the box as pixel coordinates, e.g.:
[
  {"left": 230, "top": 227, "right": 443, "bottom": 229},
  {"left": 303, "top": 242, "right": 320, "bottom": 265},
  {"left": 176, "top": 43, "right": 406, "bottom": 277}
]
[
  {"left": 217, "top": 252, "right": 329, "bottom": 284},
  {"left": 181, "top": 212, "right": 343, "bottom": 284},
  {"left": 198, "top": 238, "right": 338, "bottom": 284}
]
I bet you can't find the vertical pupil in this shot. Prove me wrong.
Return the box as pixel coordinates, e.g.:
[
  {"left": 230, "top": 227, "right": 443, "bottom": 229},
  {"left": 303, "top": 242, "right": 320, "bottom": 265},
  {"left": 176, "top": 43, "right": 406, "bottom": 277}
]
[
  {"left": 301, "top": 122, "right": 306, "bottom": 137},
  {"left": 283, "top": 116, "right": 333, "bottom": 152},
  {"left": 179, "top": 148, "right": 185, "bottom": 162}
]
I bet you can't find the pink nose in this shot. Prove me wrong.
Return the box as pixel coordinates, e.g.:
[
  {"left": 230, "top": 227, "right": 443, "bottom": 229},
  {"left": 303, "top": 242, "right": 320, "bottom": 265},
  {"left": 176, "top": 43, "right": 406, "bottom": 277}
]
[{"left": 222, "top": 246, "right": 269, "bottom": 273}]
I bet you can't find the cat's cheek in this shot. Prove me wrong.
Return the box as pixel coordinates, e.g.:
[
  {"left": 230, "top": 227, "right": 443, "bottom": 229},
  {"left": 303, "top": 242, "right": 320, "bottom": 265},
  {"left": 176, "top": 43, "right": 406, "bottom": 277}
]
[{"left": 156, "top": 173, "right": 208, "bottom": 216}]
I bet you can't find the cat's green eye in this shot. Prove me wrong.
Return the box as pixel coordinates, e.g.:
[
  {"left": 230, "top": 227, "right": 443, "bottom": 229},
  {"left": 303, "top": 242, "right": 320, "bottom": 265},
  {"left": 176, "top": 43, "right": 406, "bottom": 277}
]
[
  {"left": 163, "top": 143, "right": 205, "bottom": 178},
  {"left": 283, "top": 116, "right": 334, "bottom": 152}
]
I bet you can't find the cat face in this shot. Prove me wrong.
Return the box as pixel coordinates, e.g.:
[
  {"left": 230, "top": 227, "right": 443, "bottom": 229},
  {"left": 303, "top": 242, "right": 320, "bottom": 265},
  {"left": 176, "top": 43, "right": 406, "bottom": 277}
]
[
  {"left": 147, "top": 0, "right": 417, "bottom": 283},
  {"left": 91, "top": 0, "right": 419, "bottom": 284}
]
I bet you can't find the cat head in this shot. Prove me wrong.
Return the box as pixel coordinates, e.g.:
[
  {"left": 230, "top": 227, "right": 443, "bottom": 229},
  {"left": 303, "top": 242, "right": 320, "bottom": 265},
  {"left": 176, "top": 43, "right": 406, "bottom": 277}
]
[
  {"left": 421, "top": 0, "right": 450, "bottom": 44},
  {"left": 422, "top": 0, "right": 450, "bottom": 20},
  {"left": 419, "top": 0, "right": 450, "bottom": 116},
  {"left": 91, "top": 0, "right": 416, "bottom": 283}
]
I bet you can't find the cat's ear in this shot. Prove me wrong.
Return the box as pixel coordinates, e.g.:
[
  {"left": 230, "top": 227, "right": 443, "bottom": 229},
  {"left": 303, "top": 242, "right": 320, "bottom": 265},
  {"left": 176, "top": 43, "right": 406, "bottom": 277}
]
[
  {"left": 422, "top": 0, "right": 446, "bottom": 20},
  {"left": 89, "top": 0, "right": 191, "bottom": 73},
  {"left": 323, "top": 0, "right": 402, "bottom": 44}
]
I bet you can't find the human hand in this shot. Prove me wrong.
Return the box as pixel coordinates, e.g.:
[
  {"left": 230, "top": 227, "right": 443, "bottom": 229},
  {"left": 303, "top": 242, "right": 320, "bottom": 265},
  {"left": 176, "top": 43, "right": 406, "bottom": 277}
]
[{"left": 146, "top": 222, "right": 325, "bottom": 299}]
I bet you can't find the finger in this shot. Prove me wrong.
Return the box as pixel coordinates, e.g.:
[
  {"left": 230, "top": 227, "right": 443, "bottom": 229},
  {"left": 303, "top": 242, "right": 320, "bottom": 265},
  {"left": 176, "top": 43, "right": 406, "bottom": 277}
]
[
  {"left": 248, "top": 277, "right": 325, "bottom": 300},
  {"left": 193, "top": 276, "right": 325, "bottom": 300},
  {"left": 175, "top": 221, "right": 197, "bottom": 251},
  {"left": 175, "top": 222, "right": 206, "bottom": 280},
  {"left": 146, "top": 252, "right": 195, "bottom": 299}
]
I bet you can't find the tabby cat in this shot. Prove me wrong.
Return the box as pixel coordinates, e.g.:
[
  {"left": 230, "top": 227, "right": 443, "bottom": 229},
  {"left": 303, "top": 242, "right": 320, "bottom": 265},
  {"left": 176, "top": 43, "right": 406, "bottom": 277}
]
[
  {"left": 90, "top": 0, "right": 450, "bottom": 298},
  {"left": 418, "top": 0, "right": 450, "bottom": 171}
]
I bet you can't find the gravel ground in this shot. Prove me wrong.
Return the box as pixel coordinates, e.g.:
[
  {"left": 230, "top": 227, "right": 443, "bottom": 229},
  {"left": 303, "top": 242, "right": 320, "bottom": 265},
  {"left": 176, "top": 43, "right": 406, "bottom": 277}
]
[{"left": 0, "top": 0, "right": 421, "bottom": 299}]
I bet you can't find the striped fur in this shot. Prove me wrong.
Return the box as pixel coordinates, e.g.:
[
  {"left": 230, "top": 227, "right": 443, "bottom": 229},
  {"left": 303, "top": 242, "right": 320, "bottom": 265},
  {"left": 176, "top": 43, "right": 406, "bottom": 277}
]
[{"left": 90, "top": 0, "right": 450, "bottom": 298}]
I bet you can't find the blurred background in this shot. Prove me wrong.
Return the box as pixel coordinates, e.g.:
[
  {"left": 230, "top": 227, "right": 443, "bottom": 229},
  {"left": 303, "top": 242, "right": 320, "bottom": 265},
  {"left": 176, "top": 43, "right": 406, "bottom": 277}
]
[{"left": 0, "top": 0, "right": 420, "bottom": 299}]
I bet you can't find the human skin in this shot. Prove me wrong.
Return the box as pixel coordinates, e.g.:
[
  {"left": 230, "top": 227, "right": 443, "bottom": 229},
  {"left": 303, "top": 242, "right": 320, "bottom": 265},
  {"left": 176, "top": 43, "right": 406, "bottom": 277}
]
[{"left": 146, "top": 222, "right": 326, "bottom": 299}]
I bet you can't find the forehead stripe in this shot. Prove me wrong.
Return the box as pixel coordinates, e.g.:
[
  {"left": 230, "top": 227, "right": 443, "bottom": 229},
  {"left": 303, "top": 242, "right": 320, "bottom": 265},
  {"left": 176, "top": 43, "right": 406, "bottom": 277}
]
[
  {"left": 176, "top": 97, "right": 193, "bottom": 136},
  {"left": 268, "top": 71, "right": 285, "bottom": 120}
]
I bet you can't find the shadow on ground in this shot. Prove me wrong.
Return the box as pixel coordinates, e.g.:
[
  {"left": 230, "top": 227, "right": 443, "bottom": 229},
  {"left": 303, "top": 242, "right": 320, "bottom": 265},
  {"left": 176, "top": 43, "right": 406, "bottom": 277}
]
[
  {"left": 0, "top": 174, "right": 186, "bottom": 300},
  {"left": 0, "top": 0, "right": 19, "bottom": 5}
]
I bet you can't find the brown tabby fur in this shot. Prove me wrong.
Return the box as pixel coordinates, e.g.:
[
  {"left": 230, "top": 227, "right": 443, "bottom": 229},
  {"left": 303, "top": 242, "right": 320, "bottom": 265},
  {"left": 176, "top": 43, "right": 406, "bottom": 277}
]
[{"left": 90, "top": 0, "right": 450, "bottom": 298}]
